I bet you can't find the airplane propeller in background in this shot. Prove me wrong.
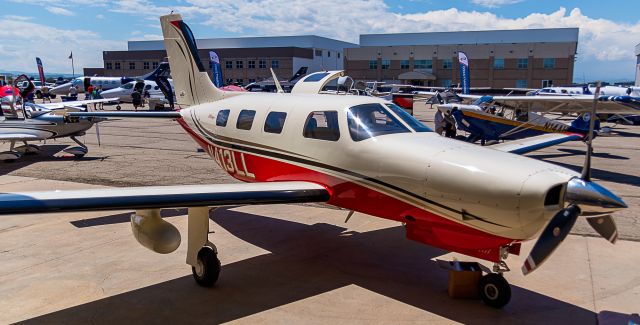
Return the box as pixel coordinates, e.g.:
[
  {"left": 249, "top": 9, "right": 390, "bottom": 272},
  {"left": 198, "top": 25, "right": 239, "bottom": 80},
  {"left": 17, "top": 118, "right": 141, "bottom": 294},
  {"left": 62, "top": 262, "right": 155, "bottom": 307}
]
[{"left": 522, "top": 82, "right": 627, "bottom": 275}]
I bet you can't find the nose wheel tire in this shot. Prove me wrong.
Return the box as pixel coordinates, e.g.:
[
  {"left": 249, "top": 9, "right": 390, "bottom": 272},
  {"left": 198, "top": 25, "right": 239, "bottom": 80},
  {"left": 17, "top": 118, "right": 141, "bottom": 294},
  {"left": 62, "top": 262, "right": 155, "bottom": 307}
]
[
  {"left": 478, "top": 273, "right": 511, "bottom": 308},
  {"left": 191, "top": 246, "right": 221, "bottom": 287},
  {"left": 116, "top": 105, "right": 122, "bottom": 110}
]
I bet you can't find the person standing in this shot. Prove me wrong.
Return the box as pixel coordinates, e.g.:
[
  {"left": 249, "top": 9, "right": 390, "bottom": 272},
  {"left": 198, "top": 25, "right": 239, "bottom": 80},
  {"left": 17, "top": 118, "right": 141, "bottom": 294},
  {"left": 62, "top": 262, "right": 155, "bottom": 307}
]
[
  {"left": 86, "top": 84, "right": 94, "bottom": 100},
  {"left": 131, "top": 89, "right": 142, "bottom": 111},
  {"left": 434, "top": 109, "right": 445, "bottom": 135},
  {"left": 68, "top": 85, "right": 78, "bottom": 100},
  {"left": 93, "top": 86, "right": 104, "bottom": 110}
]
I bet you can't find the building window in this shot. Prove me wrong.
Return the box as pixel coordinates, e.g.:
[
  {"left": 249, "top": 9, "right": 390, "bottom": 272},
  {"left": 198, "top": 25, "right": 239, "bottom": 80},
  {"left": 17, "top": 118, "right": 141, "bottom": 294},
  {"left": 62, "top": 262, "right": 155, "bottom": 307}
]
[
  {"left": 338, "top": 52, "right": 341, "bottom": 59},
  {"left": 152, "top": 61, "right": 159, "bottom": 69},
  {"left": 225, "top": 78, "right": 233, "bottom": 85},
  {"left": 516, "top": 80, "right": 528, "bottom": 88},
  {"left": 248, "top": 60, "right": 255, "bottom": 69},
  {"left": 264, "top": 111, "right": 287, "bottom": 134},
  {"left": 415, "top": 59, "right": 432, "bottom": 69},
  {"left": 493, "top": 58, "right": 504, "bottom": 69},
  {"left": 236, "top": 79, "right": 243, "bottom": 85},
  {"left": 105, "top": 62, "right": 112, "bottom": 70},
  {"left": 381, "top": 59, "right": 390, "bottom": 70},
  {"left": 259, "top": 60, "right": 267, "bottom": 68},
  {"left": 542, "top": 80, "right": 553, "bottom": 88},
  {"left": 328, "top": 51, "right": 331, "bottom": 57},
  {"left": 442, "top": 59, "right": 452, "bottom": 69},
  {"left": 400, "top": 60, "right": 410, "bottom": 69},
  {"left": 271, "top": 60, "right": 279, "bottom": 68},
  {"left": 517, "top": 58, "right": 528, "bottom": 69},
  {"left": 236, "top": 110, "right": 256, "bottom": 130},
  {"left": 216, "top": 109, "right": 230, "bottom": 127},
  {"left": 225, "top": 61, "right": 233, "bottom": 69},
  {"left": 115, "top": 62, "right": 121, "bottom": 70},
  {"left": 129, "top": 62, "right": 136, "bottom": 70},
  {"left": 236, "top": 60, "right": 243, "bottom": 69},
  {"left": 543, "top": 58, "right": 555, "bottom": 69},
  {"left": 248, "top": 78, "right": 256, "bottom": 83},
  {"left": 441, "top": 79, "right": 452, "bottom": 87},
  {"left": 369, "top": 60, "right": 377, "bottom": 69},
  {"left": 315, "top": 49, "right": 322, "bottom": 56},
  {"left": 303, "top": 111, "right": 340, "bottom": 141},
  {"left": 143, "top": 62, "right": 150, "bottom": 70}
]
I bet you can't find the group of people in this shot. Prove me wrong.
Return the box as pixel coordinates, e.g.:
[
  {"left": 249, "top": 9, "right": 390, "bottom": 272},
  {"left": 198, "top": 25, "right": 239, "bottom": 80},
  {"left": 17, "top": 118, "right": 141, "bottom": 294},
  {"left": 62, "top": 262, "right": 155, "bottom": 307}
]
[
  {"left": 67, "top": 84, "right": 105, "bottom": 110},
  {"left": 434, "top": 109, "right": 457, "bottom": 138}
]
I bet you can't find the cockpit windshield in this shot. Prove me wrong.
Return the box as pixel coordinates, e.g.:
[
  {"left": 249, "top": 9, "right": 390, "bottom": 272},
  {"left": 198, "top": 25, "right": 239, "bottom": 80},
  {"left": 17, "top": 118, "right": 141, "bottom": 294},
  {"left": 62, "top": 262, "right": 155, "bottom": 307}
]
[{"left": 347, "top": 104, "right": 410, "bottom": 141}]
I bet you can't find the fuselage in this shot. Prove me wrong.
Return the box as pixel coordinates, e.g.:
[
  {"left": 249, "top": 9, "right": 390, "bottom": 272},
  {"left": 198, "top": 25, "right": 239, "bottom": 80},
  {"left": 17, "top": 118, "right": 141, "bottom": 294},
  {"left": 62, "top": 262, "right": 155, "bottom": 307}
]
[
  {"left": 50, "top": 76, "right": 134, "bottom": 95},
  {"left": 175, "top": 92, "right": 579, "bottom": 262},
  {"left": 536, "top": 85, "right": 640, "bottom": 97},
  {"left": 101, "top": 80, "right": 174, "bottom": 102},
  {"left": 0, "top": 111, "right": 96, "bottom": 140}
]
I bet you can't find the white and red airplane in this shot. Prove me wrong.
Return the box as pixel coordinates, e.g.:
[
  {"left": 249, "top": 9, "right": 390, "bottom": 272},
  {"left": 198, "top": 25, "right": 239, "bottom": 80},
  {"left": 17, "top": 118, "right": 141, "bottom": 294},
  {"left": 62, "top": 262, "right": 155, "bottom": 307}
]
[{"left": 0, "top": 14, "right": 628, "bottom": 308}]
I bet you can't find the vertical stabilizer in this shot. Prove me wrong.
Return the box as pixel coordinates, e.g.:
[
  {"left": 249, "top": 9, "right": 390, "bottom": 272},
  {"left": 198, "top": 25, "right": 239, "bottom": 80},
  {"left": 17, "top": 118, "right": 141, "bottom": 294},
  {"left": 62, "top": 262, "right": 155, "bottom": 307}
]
[{"left": 160, "top": 13, "right": 224, "bottom": 106}]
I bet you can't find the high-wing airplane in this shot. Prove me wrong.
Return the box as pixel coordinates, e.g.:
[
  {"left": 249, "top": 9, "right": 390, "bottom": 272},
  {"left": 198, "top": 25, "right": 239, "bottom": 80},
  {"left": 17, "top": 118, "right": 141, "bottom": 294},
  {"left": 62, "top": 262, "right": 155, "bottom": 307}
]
[
  {"left": 0, "top": 76, "right": 106, "bottom": 161},
  {"left": 0, "top": 14, "right": 628, "bottom": 309},
  {"left": 244, "top": 66, "right": 308, "bottom": 92}
]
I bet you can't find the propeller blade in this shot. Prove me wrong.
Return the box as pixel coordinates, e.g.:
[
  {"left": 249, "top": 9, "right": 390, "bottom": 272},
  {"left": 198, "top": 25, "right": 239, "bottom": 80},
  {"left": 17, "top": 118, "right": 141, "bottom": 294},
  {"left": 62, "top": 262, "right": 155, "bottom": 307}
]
[
  {"left": 581, "top": 82, "right": 601, "bottom": 181},
  {"left": 522, "top": 205, "right": 581, "bottom": 275},
  {"left": 586, "top": 215, "right": 618, "bottom": 244},
  {"left": 95, "top": 122, "right": 101, "bottom": 147}
]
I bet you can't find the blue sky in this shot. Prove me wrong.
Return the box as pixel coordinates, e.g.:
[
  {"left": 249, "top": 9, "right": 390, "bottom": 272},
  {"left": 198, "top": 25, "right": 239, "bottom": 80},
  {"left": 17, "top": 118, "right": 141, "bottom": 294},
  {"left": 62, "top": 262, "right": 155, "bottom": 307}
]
[{"left": 2, "top": 0, "right": 639, "bottom": 83}]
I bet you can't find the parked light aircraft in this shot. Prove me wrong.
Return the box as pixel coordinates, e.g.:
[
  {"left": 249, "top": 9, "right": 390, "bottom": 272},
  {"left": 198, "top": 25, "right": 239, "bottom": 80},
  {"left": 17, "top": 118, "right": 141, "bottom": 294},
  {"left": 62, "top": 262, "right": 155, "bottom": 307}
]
[
  {"left": 100, "top": 62, "right": 174, "bottom": 104},
  {"left": 0, "top": 76, "right": 110, "bottom": 161},
  {"left": 0, "top": 14, "right": 628, "bottom": 309},
  {"left": 534, "top": 84, "right": 640, "bottom": 97}
]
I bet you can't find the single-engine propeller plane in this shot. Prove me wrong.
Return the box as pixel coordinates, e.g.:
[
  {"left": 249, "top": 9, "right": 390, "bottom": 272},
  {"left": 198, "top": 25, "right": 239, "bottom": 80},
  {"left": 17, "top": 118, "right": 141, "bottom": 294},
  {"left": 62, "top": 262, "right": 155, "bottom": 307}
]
[{"left": 0, "top": 14, "right": 628, "bottom": 309}]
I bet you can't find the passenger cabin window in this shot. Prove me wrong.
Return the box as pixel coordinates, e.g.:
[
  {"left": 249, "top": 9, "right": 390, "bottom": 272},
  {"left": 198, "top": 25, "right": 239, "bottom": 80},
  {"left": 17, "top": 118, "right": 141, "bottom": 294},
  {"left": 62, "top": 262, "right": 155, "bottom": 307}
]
[
  {"left": 216, "top": 109, "right": 230, "bottom": 127},
  {"left": 236, "top": 110, "right": 256, "bottom": 130},
  {"left": 264, "top": 111, "right": 287, "bottom": 134},
  {"left": 347, "top": 104, "right": 410, "bottom": 141},
  {"left": 303, "top": 111, "right": 340, "bottom": 141}
]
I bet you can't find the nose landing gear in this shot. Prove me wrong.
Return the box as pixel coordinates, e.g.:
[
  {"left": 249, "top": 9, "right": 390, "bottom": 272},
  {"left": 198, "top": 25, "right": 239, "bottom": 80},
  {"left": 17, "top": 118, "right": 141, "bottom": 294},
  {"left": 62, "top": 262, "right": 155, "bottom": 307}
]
[{"left": 478, "top": 246, "right": 512, "bottom": 308}]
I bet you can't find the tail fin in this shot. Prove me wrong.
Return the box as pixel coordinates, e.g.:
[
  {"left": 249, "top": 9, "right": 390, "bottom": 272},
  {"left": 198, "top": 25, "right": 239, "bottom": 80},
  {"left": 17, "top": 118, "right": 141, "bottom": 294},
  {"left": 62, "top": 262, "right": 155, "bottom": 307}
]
[
  {"left": 160, "top": 13, "right": 223, "bottom": 106},
  {"left": 142, "top": 62, "right": 171, "bottom": 81},
  {"left": 288, "top": 67, "right": 308, "bottom": 82}
]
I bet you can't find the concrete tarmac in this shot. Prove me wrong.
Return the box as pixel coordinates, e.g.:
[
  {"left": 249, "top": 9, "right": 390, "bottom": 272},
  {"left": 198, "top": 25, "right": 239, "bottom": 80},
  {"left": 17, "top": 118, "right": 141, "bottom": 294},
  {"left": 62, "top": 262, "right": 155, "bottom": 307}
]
[{"left": 0, "top": 99, "right": 639, "bottom": 323}]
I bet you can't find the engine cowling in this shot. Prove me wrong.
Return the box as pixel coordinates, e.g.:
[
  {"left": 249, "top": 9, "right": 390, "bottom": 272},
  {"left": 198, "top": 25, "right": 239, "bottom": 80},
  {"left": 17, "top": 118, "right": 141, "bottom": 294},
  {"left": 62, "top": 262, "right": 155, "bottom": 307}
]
[{"left": 130, "top": 209, "right": 181, "bottom": 254}]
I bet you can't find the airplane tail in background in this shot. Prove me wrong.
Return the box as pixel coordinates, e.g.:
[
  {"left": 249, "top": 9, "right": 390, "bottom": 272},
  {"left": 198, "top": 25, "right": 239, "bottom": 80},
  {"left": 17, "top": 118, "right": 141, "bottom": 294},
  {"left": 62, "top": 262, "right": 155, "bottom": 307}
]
[
  {"left": 289, "top": 67, "right": 308, "bottom": 83},
  {"left": 160, "top": 13, "right": 224, "bottom": 107},
  {"left": 458, "top": 52, "right": 470, "bottom": 95},
  {"left": 36, "top": 57, "right": 46, "bottom": 85},
  {"left": 142, "top": 62, "right": 171, "bottom": 81}
]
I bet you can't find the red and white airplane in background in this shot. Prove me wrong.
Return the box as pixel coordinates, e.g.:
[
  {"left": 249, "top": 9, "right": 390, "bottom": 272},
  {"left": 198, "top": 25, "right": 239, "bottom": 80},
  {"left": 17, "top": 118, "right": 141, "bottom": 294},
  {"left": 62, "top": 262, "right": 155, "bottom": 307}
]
[{"left": 0, "top": 13, "right": 628, "bottom": 308}]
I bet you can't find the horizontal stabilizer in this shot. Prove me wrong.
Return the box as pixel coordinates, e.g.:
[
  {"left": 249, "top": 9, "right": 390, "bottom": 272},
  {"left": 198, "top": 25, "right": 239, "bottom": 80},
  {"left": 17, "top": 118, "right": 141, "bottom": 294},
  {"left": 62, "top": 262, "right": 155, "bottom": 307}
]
[
  {"left": 489, "top": 133, "right": 583, "bottom": 154},
  {"left": 67, "top": 111, "right": 182, "bottom": 119}
]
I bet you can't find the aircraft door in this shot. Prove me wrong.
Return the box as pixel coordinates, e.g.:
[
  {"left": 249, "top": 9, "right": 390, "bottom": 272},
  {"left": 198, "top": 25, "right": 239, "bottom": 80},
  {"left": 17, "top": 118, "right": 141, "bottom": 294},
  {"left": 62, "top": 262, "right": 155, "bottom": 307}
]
[{"left": 83, "top": 78, "right": 91, "bottom": 91}]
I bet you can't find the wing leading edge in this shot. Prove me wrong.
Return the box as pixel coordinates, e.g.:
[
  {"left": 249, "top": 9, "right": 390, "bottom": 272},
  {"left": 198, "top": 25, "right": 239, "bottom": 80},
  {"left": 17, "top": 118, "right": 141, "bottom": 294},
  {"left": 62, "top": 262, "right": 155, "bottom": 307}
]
[
  {"left": 489, "top": 133, "right": 583, "bottom": 155},
  {"left": 0, "top": 181, "right": 330, "bottom": 215}
]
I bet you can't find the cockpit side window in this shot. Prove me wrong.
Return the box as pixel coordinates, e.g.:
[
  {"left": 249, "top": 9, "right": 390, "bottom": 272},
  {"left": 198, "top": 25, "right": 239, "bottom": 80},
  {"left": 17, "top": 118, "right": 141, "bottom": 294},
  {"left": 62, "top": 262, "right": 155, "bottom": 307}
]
[
  {"left": 303, "top": 111, "right": 340, "bottom": 141},
  {"left": 385, "top": 103, "right": 432, "bottom": 132},
  {"left": 347, "top": 104, "right": 411, "bottom": 142},
  {"left": 123, "top": 83, "right": 134, "bottom": 89},
  {"left": 216, "top": 109, "right": 230, "bottom": 127}
]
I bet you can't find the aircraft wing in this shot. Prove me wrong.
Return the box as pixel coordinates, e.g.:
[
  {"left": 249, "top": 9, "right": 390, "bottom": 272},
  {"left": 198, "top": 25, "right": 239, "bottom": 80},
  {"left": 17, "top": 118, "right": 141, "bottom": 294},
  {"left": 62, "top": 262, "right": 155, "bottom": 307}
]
[
  {"left": 33, "top": 98, "right": 119, "bottom": 110},
  {"left": 0, "top": 181, "right": 330, "bottom": 215},
  {"left": 0, "top": 133, "right": 42, "bottom": 142},
  {"left": 488, "top": 133, "right": 583, "bottom": 155},
  {"left": 489, "top": 95, "right": 640, "bottom": 114}
]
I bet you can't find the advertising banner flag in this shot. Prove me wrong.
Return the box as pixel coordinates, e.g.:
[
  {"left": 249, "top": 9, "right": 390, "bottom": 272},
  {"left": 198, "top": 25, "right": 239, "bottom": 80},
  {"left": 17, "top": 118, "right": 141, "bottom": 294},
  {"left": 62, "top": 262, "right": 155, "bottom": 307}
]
[
  {"left": 458, "top": 52, "right": 470, "bottom": 94},
  {"left": 209, "top": 51, "right": 224, "bottom": 87}
]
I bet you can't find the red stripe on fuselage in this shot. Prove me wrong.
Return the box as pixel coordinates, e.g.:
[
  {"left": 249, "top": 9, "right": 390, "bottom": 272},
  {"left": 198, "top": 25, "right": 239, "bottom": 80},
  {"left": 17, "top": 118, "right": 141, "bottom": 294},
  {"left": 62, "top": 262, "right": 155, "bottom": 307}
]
[{"left": 176, "top": 117, "right": 514, "bottom": 262}]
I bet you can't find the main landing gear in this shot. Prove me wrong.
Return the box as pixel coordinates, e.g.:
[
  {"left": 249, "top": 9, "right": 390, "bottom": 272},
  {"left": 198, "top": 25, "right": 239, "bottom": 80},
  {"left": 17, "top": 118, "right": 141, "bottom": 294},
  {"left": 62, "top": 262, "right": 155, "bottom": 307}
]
[
  {"left": 187, "top": 207, "right": 221, "bottom": 287},
  {"left": 478, "top": 247, "right": 512, "bottom": 308}
]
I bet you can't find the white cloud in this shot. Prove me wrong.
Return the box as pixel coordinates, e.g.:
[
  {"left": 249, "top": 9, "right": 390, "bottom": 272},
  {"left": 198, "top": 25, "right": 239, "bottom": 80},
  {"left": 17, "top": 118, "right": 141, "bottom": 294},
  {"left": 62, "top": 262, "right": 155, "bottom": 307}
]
[
  {"left": 471, "top": 0, "right": 523, "bottom": 8},
  {"left": 46, "top": 6, "right": 75, "bottom": 16},
  {"left": 3, "top": 15, "right": 33, "bottom": 21},
  {"left": 0, "top": 19, "right": 123, "bottom": 73},
  {"left": 96, "top": 14, "right": 105, "bottom": 19}
]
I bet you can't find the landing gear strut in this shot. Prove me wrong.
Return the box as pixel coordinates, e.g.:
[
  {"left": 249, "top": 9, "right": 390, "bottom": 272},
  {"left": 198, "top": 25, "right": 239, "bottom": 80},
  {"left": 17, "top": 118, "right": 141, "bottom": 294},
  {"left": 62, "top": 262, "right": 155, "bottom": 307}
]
[
  {"left": 63, "top": 136, "right": 88, "bottom": 158},
  {"left": 187, "top": 207, "right": 221, "bottom": 287},
  {"left": 478, "top": 246, "right": 512, "bottom": 308}
]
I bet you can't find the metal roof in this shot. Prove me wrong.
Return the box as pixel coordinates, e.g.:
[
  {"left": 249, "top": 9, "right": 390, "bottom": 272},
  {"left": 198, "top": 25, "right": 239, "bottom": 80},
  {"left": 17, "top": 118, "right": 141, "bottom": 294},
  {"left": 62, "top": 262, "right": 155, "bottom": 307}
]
[
  {"left": 360, "top": 28, "right": 579, "bottom": 47},
  {"left": 129, "top": 35, "right": 358, "bottom": 52}
]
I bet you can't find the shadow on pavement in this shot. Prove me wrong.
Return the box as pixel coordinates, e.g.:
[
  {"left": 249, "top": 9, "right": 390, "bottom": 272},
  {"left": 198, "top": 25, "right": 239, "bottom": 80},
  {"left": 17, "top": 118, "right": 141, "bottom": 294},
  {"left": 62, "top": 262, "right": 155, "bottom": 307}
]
[
  {"left": 22, "top": 208, "right": 597, "bottom": 324},
  {"left": 0, "top": 144, "right": 106, "bottom": 174}
]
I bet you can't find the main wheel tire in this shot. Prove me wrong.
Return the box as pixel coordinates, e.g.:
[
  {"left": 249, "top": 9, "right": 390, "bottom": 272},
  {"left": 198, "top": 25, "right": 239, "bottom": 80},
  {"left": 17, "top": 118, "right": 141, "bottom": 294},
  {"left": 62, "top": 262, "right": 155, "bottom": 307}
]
[
  {"left": 478, "top": 273, "right": 511, "bottom": 308},
  {"left": 116, "top": 105, "right": 121, "bottom": 110},
  {"left": 192, "top": 246, "right": 221, "bottom": 287},
  {"left": 74, "top": 153, "right": 86, "bottom": 158}
]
